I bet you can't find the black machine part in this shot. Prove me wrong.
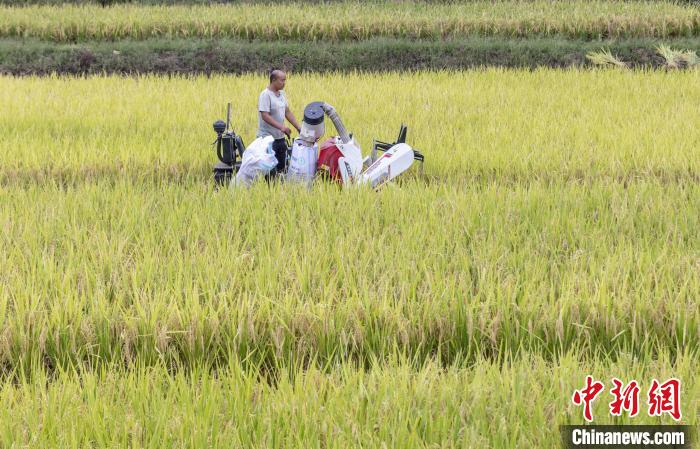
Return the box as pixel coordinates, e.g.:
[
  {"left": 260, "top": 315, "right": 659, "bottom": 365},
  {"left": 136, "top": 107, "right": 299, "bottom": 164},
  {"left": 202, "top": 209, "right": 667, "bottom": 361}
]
[
  {"left": 213, "top": 119, "right": 226, "bottom": 135},
  {"left": 215, "top": 130, "right": 245, "bottom": 166},
  {"left": 213, "top": 161, "right": 235, "bottom": 186},
  {"left": 211, "top": 132, "right": 245, "bottom": 186},
  {"left": 303, "top": 102, "right": 325, "bottom": 125},
  {"left": 212, "top": 106, "right": 246, "bottom": 186}
]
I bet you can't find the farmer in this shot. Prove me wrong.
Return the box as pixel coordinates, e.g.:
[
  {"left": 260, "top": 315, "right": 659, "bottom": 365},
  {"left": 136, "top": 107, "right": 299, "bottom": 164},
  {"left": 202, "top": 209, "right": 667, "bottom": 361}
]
[{"left": 257, "top": 68, "right": 301, "bottom": 178}]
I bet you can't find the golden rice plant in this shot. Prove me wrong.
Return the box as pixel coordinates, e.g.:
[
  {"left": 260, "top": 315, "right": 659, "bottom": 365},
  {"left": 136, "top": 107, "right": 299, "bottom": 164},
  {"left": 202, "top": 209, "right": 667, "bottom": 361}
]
[
  {"left": 0, "top": 69, "right": 698, "bottom": 449},
  {"left": 0, "top": 1, "right": 698, "bottom": 42},
  {"left": 0, "top": 70, "right": 698, "bottom": 374},
  {"left": 0, "top": 353, "right": 696, "bottom": 447}
]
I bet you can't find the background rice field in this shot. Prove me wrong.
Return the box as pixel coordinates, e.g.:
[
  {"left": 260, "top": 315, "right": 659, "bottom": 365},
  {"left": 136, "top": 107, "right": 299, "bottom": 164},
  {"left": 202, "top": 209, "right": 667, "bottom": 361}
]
[
  {"left": 0, "top": 1, "right": 698, "bottom": 42},
  {"left": 1, "top": 69, "right": 698, "bottom": 446}
]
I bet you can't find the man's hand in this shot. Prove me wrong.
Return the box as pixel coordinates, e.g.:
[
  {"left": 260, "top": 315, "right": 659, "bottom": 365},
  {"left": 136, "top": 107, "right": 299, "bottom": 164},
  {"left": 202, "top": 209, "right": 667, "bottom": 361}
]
[{"left": 261, "top": 111, "right": 292, "bottom": 137}]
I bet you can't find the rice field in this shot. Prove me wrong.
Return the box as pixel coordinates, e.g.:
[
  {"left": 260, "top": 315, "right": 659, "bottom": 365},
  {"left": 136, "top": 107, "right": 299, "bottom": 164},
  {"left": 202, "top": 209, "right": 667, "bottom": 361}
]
[
  {"left": 1, "top": 355, "right": 697, "bottom": 447},
  {"left": 0, "top": 0, "right": 698, "bottom": 42},
  {"left": 1, "top": 70, "right": 698, "bottom": 446}
]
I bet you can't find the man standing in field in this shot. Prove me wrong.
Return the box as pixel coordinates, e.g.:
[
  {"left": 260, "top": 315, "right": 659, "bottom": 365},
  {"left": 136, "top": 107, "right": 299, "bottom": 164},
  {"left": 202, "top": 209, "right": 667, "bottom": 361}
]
[{"left": 257, "top": 68, "right": 301, "bottom": 178}]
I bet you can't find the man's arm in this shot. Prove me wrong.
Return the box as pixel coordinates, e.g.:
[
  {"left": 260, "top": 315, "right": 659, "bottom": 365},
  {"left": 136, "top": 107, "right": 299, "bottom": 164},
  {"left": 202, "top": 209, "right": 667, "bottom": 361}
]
[
  {"left": 285, "top": 106, "right": 301, "bottom": 132},
  {"left": 261, "top": 112, "right": 291, "bottom": 137}
]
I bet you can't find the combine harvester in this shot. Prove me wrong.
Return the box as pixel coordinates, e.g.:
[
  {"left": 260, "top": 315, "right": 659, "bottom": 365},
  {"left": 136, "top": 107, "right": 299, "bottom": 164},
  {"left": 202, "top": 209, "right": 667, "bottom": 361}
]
[{"left": 210, "top": 101, "right": 424, "bottom": 189}]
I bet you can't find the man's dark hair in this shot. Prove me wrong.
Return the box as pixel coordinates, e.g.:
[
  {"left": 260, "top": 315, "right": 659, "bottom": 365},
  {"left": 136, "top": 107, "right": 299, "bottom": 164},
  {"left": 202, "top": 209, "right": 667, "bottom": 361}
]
[{"left": 269, "top": 68, "right": 282, "bottom": 83}]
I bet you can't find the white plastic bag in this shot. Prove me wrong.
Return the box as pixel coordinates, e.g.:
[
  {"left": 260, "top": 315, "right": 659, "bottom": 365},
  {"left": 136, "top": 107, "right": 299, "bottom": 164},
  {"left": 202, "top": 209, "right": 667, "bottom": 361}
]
[
  {"left": 232, "top": 136, "right": 277, "bottom": 188},
  {"left": 286, "top": 140, "right": 318, "bottom": 187}
]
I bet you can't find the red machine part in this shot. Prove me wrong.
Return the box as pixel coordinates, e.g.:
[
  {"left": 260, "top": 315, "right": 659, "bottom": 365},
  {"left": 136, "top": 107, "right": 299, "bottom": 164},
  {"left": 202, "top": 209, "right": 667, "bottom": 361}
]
[{"left": 316, "top": 137, "right": 343, "bottom": 183}]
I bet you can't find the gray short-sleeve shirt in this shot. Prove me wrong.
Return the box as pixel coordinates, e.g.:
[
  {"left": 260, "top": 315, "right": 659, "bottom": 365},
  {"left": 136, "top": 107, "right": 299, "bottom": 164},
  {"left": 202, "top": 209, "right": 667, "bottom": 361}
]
[{"left": 257, "top": 88, "right": 287, "bottom": 139}]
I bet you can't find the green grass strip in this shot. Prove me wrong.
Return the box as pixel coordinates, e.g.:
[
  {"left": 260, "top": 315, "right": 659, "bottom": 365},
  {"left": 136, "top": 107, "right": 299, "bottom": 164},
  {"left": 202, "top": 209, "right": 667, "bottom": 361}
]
[{"left": 2, "top": 37, "right": 700, "bottom": 74}]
